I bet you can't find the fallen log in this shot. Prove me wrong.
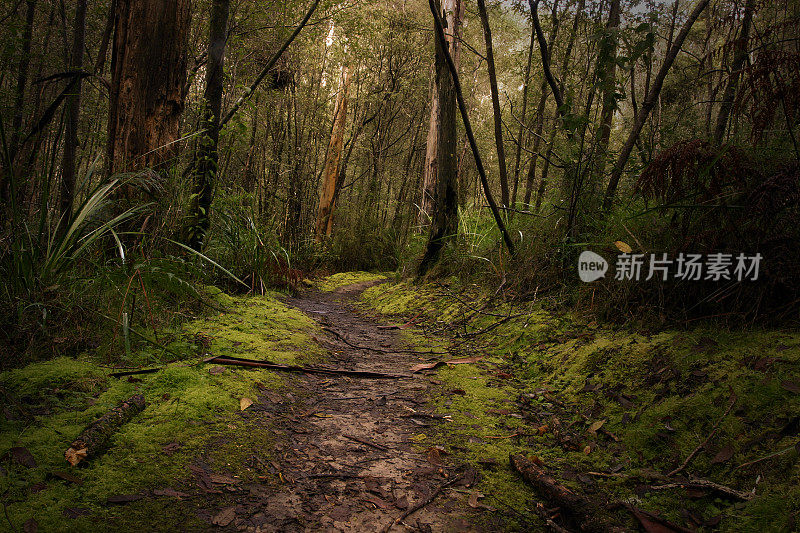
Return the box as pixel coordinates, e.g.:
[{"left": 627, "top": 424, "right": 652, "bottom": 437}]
[
  {"left": 65, "top": 395, "right": 146, "bottom": 466},
  {"left": 510, "top": 454, "right": 624, "bottom": 533}
]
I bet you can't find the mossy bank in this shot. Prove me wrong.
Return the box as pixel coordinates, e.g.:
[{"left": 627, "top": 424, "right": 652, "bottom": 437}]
[
  {"left": 360, "top": 279, "right": 800, "bottom": 532},
  {"left": 0, "top": 289, "right": 323, "bottom": 532}
]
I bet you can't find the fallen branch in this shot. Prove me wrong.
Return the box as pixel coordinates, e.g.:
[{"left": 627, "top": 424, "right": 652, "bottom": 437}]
[
  {"left": 649, "top": 479, "right": 753, "bottom": 501},
  {"left": 206, "top": 354, "right": 409, "bottom": 379},
  {"left": 342, "top": 433, "right": 389, "bottom": 451},
  {"left": 379, "top": 473, "right": 463, "bottom": 533},
  {"left": 667, "top": 395, "right": 736, "bottom": 477},
  {"left": 510, "top": 454, "right": 624, "bottom": 533},
  {"left": 321, "top": 326, "right": 446, "bottom": 355},
  {"left": 735, "top": 442, "right": 799, "bottom": 471},
  {"left": 65, "top": 395, "right": 146, "bottom": 466}
]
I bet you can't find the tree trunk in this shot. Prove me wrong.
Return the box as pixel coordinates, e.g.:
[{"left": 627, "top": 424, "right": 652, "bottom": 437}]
[
  {"left": 510, "top": 18, "right": 535, "bottom": 208},
  {"left": 602, "top": 0, "right": 711, "bottom": 211},
  {"left": 419, "top": 0, "right": 463, "bottom": 226},
  {"left": 713, "top": 0, "right": 754, "bottom": 145},
  {"left": 0, "top": 0, "right": 36, "bottom": 208},
  {"left": 107, "top": 0, "right": 191, "bottom": 175},
  {"left": 477, "top": 0, "right": 510, "bottom": 207},
  {"left": 187, "top": 0, "right": 230, "bottom": 251},
  {"left": 418, "top": 0, "right": 461, "bottom": 276},
  {"left": 59, "top": 0, "right": 86, "bottom": 231},
  {"left": 316, "top": 65, "right": 351, "bottom": 241},
  {"left": 592, "top": 0, "right": 621, "bottom": 183}
]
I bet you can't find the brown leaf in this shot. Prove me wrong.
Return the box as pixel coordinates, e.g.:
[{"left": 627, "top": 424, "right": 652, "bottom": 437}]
[
  {"left": 152, "top": 488, "right": 190, "bottom": 499},
  {"left": 209, "top": 473, "right": 240, "bottom": 485},
  {"left": 425, "top": 446, "right": 448, "bottom": 465},
  {"left": 394, "top": 494, "right": 409, "bottom": 510},
  {"left": 467, "top": 490, "right": 483, "bottom": 508},
  {"left": 614, "top": 240, "right": 633, "bottom": 253},
  {"left": 23, "top": 518, "right": 38, "bottom": 533},
  {"left": 52, "top": 471, "right": 84, "bottom": 485},
  {"left": 107, "top": 493, "right": 144, "bottom": 504},
  {"left": 162, "top": 442, "right": 181, "bottom": 456},
  {"left": 10, "top": 446, "right": 36, "bottom": 468},
  {"left": 628, "top": 505, "right": 694, "bottom": 533},
  {"left": 410, "top": 356, "right": 483, "bottom": 373},
  {"left": 211, "top": 506, "right": 236, "bottom": 527},
  {"left": 62, "top": 507, "right": 91, "bottom": 519},
  {"left": 240, "top": 397, "right": 253, "bottom": 411},
  {"left": 781, "top": 381, "right": 800, "bottom": 394},
  {"left": 362, "top": 494, "right": 391, "bottom": 509},
  {"left": 208, "top": 366, "right": 225, "bottom": 375},
  {"left": 712, "top": 445, "right": 734, "bottom": 464},
  {"left": 588, "top": 419, "right": 607, "bottom": 434}
]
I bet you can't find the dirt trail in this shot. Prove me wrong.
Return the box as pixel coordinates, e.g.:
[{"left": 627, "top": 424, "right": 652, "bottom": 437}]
[{"left": 201, "top": 281, "right": 491, "bottom": 532}]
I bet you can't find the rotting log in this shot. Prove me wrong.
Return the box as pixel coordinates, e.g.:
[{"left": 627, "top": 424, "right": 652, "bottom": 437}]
[
  {"left": 510, "top": 454, "right": 624, "bottom": 533},
  {"left": 65, "top": 394, "right": 146, "bottom": 466}
]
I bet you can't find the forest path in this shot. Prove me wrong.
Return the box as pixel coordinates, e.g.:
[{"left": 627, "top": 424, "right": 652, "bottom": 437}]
[{"left": 208, "top": 281, "right": 489, "bottom": 532}]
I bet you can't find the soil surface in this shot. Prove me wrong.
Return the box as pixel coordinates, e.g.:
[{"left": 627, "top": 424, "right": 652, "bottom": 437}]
[{"left": 193, "top": 281, "right": 494, "bottom": 532}]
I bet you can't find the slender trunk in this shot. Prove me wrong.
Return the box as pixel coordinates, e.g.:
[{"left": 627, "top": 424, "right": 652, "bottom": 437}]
[
  {"left": 316, "top": 65, "right": 351, "bottom": 240},
  {"left": 511, "top": 16, "right": 536, "bottom": 208},
  {"left": 603, "top": 0, "right": 711, "bottom": 211},
  {"left": 58, "top": 0, "right": 86, "bottom": 230},
  {"left": 1, "top": 0, "right": 36, "bottom": 207},
  {"left": 713, "top": 0, "right": 754, "bottom": 145},
  {"left": 187, "top": 0, "right": 230, "bottom": 251},
  {"left": 593, "top": 0, "right": 621, "bottom": 183},
  {"left": 477, "top": 0, "right": 510, "bottom": 207}
]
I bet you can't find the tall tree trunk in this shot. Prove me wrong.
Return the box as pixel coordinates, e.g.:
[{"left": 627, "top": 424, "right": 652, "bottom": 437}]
[
  {"left": 602, "top": 0, "right": 711, "bottom": 211},
  {"left": 418, "top": 0, "right": 461, "bottom": 276},
  {"left": 316, "top": 65, "right": 351, "bottom": 241},
  {"left": 419, "top": 0, "right": 463, "bottom": 226},
  {"left": 107, "top": 0, "right": 191, "bottom": 175},
  {"left": 592, "top": 0, "right": 621, "bottom": 184},
  {"left": 187, "top": 0, "right": 230, "bottom": 251},
  {"left": 510, "top": 20, "right": 536, "bottom": 208},
  {"left": 0, "top": 0, "right": 36, "bottom": 208},
  {"left": 477, "top": 0, "right": 510, "bottom": 207},
  {"left": 59, "top": 0, "right": 86, "bottom": 230},
  {"left": 713, "top": 0, "right": 754, "bottom": 145}
]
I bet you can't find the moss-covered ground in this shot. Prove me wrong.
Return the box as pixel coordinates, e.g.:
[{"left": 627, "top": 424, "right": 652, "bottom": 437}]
[
  {"left": 0, "top": 289, "right": 323, "bottom": 532},
  {"left": 313, "top": 271, "right": 388, "bottom": 292},
  {"left": 360, "top": 279, "right": 800, "bottom": 532}
]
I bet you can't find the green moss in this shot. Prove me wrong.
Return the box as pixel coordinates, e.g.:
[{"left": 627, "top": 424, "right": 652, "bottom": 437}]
[
  {"left": 314, "top": 271, "right": 387, "bottom": 292},
  {"left": 0, "top": 288, "right": 320, "bottom": 531},
  {"left": 361, "top": 278, "right": 800, "bottom": 532}
]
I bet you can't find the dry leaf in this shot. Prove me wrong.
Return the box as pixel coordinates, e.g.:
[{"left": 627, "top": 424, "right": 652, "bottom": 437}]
[
  {"left": 588, "top": 419, "right": 607, "bottom": 434},
  {"left": 712, "top": 445, "right": 734, "bottom": 464},
  {"left": 239, "top": 397, "right": 253, "bottom": 411},
  {"left": 211, "top": 506, "right": 236, "bottom": 527},
  {"left": 23, "top": 518, "right": 38, "bottom": 533},
  {"left": 614, "top": 240, "right": 633, "bottom": 253},
  {"left": 467, "top": 490, "right": 484, "bottom": 508},
  {"left": 583, "top": 445, "right": 592, "bottom": 455},
  {"left": 208, "top": 366, "right": 225, "bottom": 375},
  {"left": 10, "top": 447, "right": 36, "bottom": 468}
]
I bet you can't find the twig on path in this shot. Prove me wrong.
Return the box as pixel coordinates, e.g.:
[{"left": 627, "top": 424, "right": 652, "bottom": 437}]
[
  {"left": 667, "top": 395, "right": 736, "bottom": 477},
  {"left": 342, "top": 433, "right": 389, "bottom": 451},
  {"left": 321, "top": 326, "right": 447, "bottom": 355},
  {"left": 205, "top": 354, "right": 409, "bottom": 379},
  {"left": 379, "top": 473, "right": 464, "bottom": 533},
  {"left": 734, "top": 442, "right": 800, "bottom": 471},
  {"left": 649, "top": 479, "right": 753, "bottom": 501}
]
